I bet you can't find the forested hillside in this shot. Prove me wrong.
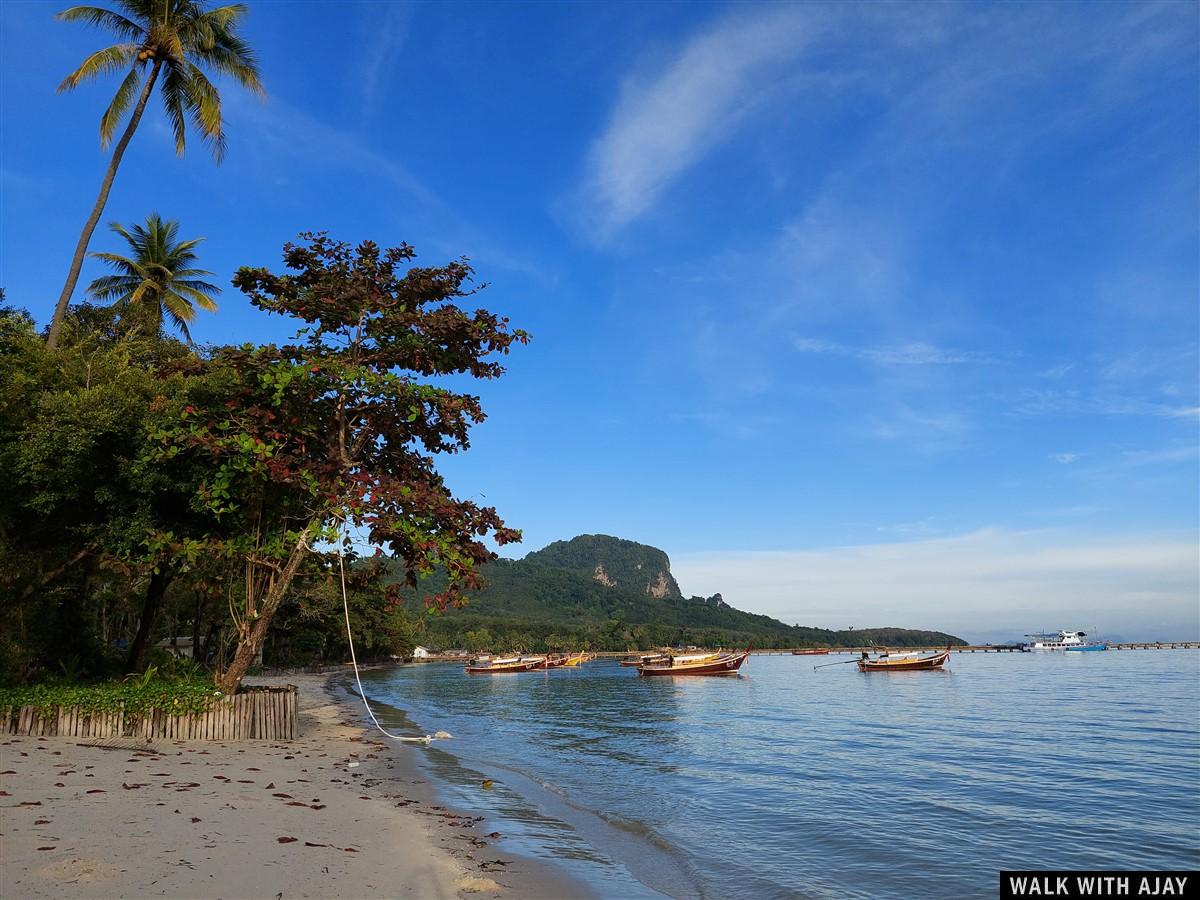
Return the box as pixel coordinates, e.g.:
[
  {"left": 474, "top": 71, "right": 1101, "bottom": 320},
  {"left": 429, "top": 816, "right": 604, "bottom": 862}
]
[{"left": 400, "top": 535, "right": 964, "bottom": 652}]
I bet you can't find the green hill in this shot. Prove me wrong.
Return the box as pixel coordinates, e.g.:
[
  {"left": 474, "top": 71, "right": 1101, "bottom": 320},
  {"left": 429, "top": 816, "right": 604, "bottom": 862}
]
[{"left": 403, "top": 535, "right": 965, "bottom": 652}]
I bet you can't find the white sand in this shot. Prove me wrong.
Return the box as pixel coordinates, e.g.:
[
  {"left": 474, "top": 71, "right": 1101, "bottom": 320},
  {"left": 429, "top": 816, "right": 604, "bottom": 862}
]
[{"left": 0, "top": 674, "right": 584, "bottom": 899}]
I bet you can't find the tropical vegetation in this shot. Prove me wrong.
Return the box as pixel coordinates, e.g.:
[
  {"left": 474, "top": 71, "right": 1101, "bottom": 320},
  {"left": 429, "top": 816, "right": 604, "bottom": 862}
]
[
  {"left": 86, "top": 213, "right": 220, "bottom": 340},
  {"left": 47, "top": 0, "right": 263, "bottom": 348},
  {"left": 1, "top": 233, "right": 526, "bottom": 692}
]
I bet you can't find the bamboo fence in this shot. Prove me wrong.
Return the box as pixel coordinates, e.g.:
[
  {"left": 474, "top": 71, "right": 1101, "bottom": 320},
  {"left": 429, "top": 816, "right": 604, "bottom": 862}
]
[{"left": 0, "top": 685, "right": 297, "bottom": 741}]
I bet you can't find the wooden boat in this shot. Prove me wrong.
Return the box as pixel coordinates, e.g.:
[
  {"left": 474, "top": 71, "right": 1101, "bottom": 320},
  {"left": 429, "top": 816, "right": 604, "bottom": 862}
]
[
  {"left": 792, "top": 648, "right": 830, "bottom": 655},
  {"left": 638, "top": 648, "right": 750, "bottom": 677},
  {"left": 538, "top": 652, "right": 587, "bottom": 669},
  {"left": 621, "top": 652, "right": 668, "bottom": 667},
  {"left": 857, "top": 646, "right": 950, "bottom": 672},
  {"left": 465, "top": 654, "right": 546, "bottom": 674}
]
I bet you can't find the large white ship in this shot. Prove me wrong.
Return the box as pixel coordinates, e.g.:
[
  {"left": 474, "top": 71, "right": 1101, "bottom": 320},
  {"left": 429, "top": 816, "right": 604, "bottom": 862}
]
[{"left": 1022, "top": 630, "right": 1107, "bottom": 651}]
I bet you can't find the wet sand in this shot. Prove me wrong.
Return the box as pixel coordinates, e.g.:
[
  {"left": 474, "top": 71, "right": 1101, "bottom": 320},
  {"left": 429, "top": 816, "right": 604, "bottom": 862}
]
[{"left": 0, "top": 673, "right": 586, "bottom": 899}]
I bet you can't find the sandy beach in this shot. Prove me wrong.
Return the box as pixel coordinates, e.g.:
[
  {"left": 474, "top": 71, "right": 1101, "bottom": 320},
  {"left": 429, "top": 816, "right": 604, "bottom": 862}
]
[{"left": 0, "top": 673, "right": 585, "bottom": 899}]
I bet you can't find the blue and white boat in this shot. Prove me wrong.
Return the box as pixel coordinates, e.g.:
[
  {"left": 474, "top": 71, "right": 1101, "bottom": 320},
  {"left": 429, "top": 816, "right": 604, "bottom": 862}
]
[{"left": 1022, "top": 630, "right": 1107, "bottom": 652}]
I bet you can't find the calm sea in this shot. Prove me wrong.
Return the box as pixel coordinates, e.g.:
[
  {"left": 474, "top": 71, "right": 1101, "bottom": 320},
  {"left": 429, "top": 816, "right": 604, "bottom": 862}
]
[{"left": 354, "top": 651, "right": 1200, "bottom": 899}]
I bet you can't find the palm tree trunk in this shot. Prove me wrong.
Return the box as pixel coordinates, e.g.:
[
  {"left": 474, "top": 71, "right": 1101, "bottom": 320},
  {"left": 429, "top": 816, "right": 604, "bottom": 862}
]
[{"left": 46, "top": 60, "right": 162, "bottom": 350}]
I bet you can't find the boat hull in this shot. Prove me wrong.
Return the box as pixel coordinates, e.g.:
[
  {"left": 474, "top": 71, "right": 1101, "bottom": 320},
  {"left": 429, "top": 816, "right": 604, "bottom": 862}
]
[
  {"left": 638, "top": 651, "right": 749, "bottom": 677},
  {"left": 792, "top": 649, "right": 830, "bottom": 655},
  {"left": 465, "top": 657, "right": 546, "bottom": 674},
  {"left": 622, "top": 655, "right": 667, "bottom": 667},
  {"left": 858, "top": 650, "right": 950, "bottom": 672},
  {"left": 1064, "top": 644, "right": 1108, "bottom": 652}
]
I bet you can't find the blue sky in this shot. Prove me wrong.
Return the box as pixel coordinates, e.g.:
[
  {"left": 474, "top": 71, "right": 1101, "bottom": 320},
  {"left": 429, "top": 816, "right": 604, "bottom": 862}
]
[{"left": 2, "top": 1, "right": 1197, "bottom": 640}]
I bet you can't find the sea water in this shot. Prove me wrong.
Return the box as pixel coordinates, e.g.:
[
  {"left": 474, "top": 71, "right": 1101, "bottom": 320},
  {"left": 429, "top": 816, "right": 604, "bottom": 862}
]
[{"left": 355, "top": 651, "right": 1200, "bottom": 899}]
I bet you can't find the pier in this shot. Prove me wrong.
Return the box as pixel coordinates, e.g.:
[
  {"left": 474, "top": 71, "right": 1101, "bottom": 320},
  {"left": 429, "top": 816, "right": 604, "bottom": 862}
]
[{"left": 747, "top": 642, "right": 1200, "bottom": 655}]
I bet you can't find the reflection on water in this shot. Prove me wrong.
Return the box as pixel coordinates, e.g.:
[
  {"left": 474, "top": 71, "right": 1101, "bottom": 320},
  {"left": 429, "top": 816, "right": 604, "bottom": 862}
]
[{"left": 359, "top": 651, "right": 1200, "bottom": 899}]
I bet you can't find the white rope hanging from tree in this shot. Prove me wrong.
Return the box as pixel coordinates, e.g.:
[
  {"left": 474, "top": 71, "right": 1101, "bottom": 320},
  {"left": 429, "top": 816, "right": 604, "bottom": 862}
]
[{"left": 333, "top": 522, "right": 451, "bottom": 745}]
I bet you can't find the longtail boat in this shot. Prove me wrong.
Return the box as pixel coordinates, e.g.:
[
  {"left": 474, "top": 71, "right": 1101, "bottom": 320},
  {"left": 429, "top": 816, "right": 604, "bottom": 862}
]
[
  {"left": 792, "top": 648, "right": 830, "bottom": 656},
  {"left": 637, "top": 648, "right": 750, "bottom": 677},
  {"left": 465, "top": 654, "right": 546, "bottom": 674},
  {"left": 538, "top": 652, "right": 588, "bottom": 669},
  {"left": 857, "top": 646, "right": 950, "bottom": 672},
  {"left": 621, "top": 652, "right": 668, "bottom": 667}
]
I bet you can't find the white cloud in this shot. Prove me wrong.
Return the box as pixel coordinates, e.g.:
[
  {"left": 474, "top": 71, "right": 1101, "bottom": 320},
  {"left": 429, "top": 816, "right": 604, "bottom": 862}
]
[
  {"left": 795, "top": 336, "right": 992, "bottom": 366},
  {"left": 672, "top": 529, "right": 1200, "bottom": 642},
  {"left": 359, "top": 3, "right": 414, "bottom": 117},
  {"left": 1051, "top": 452, "right": 1080, "bottom": 464},
  {"left": 576, "top": 5, "right": 814, "bottom": 239}
]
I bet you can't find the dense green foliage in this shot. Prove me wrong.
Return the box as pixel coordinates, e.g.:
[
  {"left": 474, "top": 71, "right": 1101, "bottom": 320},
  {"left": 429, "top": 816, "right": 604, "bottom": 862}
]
[
  {"left": 1, "top": 234, "right": 524, "bottom": 690},
  {"left": 400, "top": 535, "right": 966, "bottom": 652},
  {"left": 0, "top": 673, "right": 222, "bottom": 718}
]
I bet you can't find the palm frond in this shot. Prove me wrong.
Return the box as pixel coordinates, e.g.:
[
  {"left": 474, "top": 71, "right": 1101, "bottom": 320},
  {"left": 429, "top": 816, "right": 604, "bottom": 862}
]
[
  {"left": 55, "top": 6, "right": 145, "bottom": 41},
  {"left": 88, "top": 251, "right": 150, "bottom": 279},
  {"left": 57, "top": 42, "right": 138, "bottom": 93},
  {"left": 173, "top": 284, "right": 220, "bottom": 312},
  {"left": 183, "top": 63, "right": 225, "bottom": 161},
  {"left": 161, "top": 291, "right": 197, "bottom": 341},
  {"left": 84, "top": 274, "right": 141, "bottom": 302},
  {"left": 127, "top": 281, "right": 155, "bottom": 307},
  {"left": 185, "top": 6, "right": 263, "bottom": 95},
  {"left": 159, "top": 64, "right": 189, "bottom": 155},
  {"left": 168, "top": 268, "right": 216, "bottom": 281},
  {"left": 98, "top": 65, "right": 143, "bottom": 146},
  {"left": 114, "top": 0, "right": 161, "bottom": 23}
]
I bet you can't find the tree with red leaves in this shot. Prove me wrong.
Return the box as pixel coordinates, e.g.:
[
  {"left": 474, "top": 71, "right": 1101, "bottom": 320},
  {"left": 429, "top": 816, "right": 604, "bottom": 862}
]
[{"left": 153, "top": 233, "right": 526, "bottom": 693}]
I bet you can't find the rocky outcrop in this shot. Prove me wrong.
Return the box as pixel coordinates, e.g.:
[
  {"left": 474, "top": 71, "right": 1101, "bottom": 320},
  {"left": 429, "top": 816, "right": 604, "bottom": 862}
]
[
  {"left": 525, "top": 535, "right": 682, "bottom": 600},
  {"left": 647, "top": 571, "right": 671, "bottom": 598}
]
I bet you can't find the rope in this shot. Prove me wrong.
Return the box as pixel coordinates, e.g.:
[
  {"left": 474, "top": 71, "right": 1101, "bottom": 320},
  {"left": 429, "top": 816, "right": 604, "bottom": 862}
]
[{"left": 335, "top": 535, "right": 450, "bottom": 745}]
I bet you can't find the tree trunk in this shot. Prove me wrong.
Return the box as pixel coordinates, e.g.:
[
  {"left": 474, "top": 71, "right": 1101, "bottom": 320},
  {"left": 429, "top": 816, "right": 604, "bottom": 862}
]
[
  {"left": 125, "top": 567, "right": 173, "bottom": 673},
  {"left": 192, "top": 590, "right": 204, "bottom": 664},
  {"left": 217, "top": 519, "right": 321, "bottom": 693},
  {"left": 46, "top": 60, "right": 162, "bottom": 350}
]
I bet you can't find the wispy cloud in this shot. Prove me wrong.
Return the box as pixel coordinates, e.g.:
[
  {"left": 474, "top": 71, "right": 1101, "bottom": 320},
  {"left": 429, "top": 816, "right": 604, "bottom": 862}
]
[
  {"left": 1050, "top": 452, "right": 1080, "bottom": 465},
  {"left": 869, "top": 406, "right": 971, "bottom": 453},
  {"left": 1118, "top": 445, "right": 1199, "bottom": 468},
  {"left": 795, "top": 336, "right": 993, "bottom": 366},
  {"left": 672, "top": 529, "right": 1200, "bottom": 641},
  {"left": 223, "top": 93, "right": 547, "bottom": 281},
  {"left": 359, "top": 2, "right": 414, "bottom": 118},
  {"left": 574, "top": 4, "right": 815, "bottom": 239}
]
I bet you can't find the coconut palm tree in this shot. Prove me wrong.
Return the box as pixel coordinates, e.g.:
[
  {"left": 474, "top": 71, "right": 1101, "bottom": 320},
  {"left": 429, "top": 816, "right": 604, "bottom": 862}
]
[
  {"left": 46, "top": 1, "right": 263, "bottom": 349},
  {"left": 86, "top": 213, "right": 220, "bottom": 341}
]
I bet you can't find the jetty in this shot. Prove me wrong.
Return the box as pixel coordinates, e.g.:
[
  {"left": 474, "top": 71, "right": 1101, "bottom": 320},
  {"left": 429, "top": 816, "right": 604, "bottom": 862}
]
[{"left": 747, "top": 642, "right": 1200, "bottom": 655}]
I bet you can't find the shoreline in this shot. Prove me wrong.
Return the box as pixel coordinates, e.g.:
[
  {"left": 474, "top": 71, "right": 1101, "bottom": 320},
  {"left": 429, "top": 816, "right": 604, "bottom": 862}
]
[
  {"left": 0, "top": 672, "right": 589, "bottom": 899},
  {"left": 348, "top": 663, "right": 692, "bottom": 900}
]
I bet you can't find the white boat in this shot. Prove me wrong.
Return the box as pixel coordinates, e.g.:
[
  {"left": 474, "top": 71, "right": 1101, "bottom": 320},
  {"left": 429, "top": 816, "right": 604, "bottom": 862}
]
[{"left": 1022, "top": 630, "right": 1105, "bottom": 651}]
